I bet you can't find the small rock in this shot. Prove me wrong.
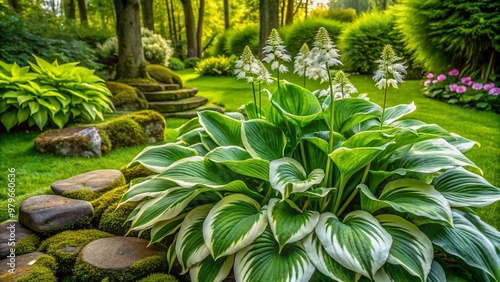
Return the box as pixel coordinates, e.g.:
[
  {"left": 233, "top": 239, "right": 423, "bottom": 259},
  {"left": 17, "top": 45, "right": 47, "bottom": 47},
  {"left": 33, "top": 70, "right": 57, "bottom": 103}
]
[
  {"left": 51, "top": 169, "right": 124, "bottom": 196},
  {"left": 0, "top": 221, "right": 33, "bottom": 259},
  {"left": 34, "top": 126, "right": 102, "bottom": 157},
  {"left": 19, "top": 195, "right": 93, "bottom": 234},
  {"left": 0, "top": 252, "right": 45, "bottom": 279}
]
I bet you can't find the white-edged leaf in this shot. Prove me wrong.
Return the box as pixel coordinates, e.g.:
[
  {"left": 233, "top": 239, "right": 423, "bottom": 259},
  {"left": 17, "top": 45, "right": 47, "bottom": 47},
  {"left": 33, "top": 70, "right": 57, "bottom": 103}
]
[
  {"left": 270, "top": 157, "right": 324, "bottom": 198},
  {"left": 376, "top": 214, "right": 433, "bottom": 281},
  {"left": 454, "top": 210, "right": 500, "bottom": 249},
  {"left": 205, "top": 146, "right": 270, "bottom": 181},
  {"left": 315, "top": 211, "right": 392, "bottom": 279},
  {"left": 267, "top": 198, "right": 319, "bottom": 248},
  {"left": 303, "top": 232, "right": 358, "bottom": 282},
  {"left": 190, "top": 255, "right": 234, "bottom": 282},
  {"left": 427, "top": 261, "right": 446, "bottom": 282},
  {"left": 234, "top": 229, "right": 315, "bottom": 282},
  {"left": 120, "top": 178, "right": 178, "bottom": 203},
  {"left": 149, "top": 213, "right": 186, "bottom": 244},
  {"left": 176, "top": 204, "right": 212, "bottom": 273},
  {"left": 203, "top": 194, "right": 267, "bottom": 259},
  {"left": 359, "top": 179, "right": 453, "bottom": 226},
  {"left": 127, "top": 144, "right": 198, "bottom": 173},
  {"left": 328, "top": 98, "right": 382, "bottom": 133},
  {"left": 176, "top": 117, "right": 200, "bottom": 136},
  {"left": 241, "top": 119, "right": 286, "bottom": 161},
  {"left": 198, "top": 110, "right": 244, "bottom": 147},
  {"left": 419, "top": 209, "right": 500, "bottom": 280},
  {"left": 383, "top": 102, "right": 416, "bottom": 125},
  {"left": 432, "top": 167, "right": 500, "bottom": 207},
  {"left": 294, "top": 187, "right": 336, "bottom": 199},
  {"left": 445, "top": 133, "right": 480, "bottom": 153}
]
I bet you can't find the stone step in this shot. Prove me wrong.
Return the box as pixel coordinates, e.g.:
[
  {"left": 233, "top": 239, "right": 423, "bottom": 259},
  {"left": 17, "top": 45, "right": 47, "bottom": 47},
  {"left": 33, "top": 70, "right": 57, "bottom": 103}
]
[
  {"left": 126, "top": 83, "right": 180, "bottom": 92},
  {"left": 148, "top": 97, "right": 208, "bottom": 113},
  {"left": 143, "top": 87, "right": 198, "bottom": 101},
  {"left": 163, "top": 105, "right": 226, "bottom": 119}
]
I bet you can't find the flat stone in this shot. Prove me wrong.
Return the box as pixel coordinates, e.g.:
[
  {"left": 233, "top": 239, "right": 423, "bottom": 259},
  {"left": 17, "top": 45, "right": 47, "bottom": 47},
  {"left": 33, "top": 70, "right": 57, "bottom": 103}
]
[
  {"left": 34, "top": 126, "right": 102, "bottom": 157},
  {"left": 127, "top": 83, "right": 180, "bottom": 92},
  {"left": 148, "top": 96, "right": 208, "bottom": 113},
  {"left": 80, "top": 237, "right": 166, "bottom": 270},
  {"left": 0, "top": 221, "right": 34, "bottom": 259},
  {"left": 0, "top": 251, "right": 45, "bottom": 280},
  {"left": 51, "top": 169, "right": 124, "bottom": 196},
  {"left": 19, "top": 195, "right": 93, "bottom": 234},
  {"left": 163, "top": 105, "right": 226, "bottom": 119},
  {"left": 143, "top": 87, "right": 198, "bottom": 101}
]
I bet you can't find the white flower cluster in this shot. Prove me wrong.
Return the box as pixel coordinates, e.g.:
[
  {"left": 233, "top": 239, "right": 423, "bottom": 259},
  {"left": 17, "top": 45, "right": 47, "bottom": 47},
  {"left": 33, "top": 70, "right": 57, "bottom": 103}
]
[
  {"left": 262, "top": 29, "right": 291, "bottom": 74},
  {"left": 306, "top": 27, "right": 343, "bottom": 82},
  {"left": 317, "top": 71, "right": 357, "bottom": 100},
  {"left": 294, "top": 43, "right": 310, "bottom": 77},
  {"left": 373, "top": 45, "right": 407, "bottom": 89},
  {"left": 234, "top": 46, "right": 272, "bottom": 84}
]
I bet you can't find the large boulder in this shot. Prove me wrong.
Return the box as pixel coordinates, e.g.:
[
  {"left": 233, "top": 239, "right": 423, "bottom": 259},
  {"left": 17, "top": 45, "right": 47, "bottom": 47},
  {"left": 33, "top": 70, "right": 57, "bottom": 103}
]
[{"left": 34, "top": 126, "right": 102, "bottom": 157}]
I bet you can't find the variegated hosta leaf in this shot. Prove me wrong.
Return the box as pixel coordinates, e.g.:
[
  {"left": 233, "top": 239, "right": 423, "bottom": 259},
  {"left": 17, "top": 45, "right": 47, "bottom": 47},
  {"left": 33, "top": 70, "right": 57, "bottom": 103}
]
[
  {"left": 176, "top": 204, "right": 212, "bottom": 273},
  {"left": 180, "top": 128, "right": 203, "bottom": 145},
  {"left": 270, "top": 157, "right": 325, "bottom": 199},
  {"left": 189, "top": 143, "right": 209, "bottom": 156},
  {"left": 224, "top": 111, "right": 246, "bottom": 121},
  {"left": 382, "top": 102, "right": 416, "bottom": 125},
  {"left": 189, "top": 255, "right": 234, "bottom": 282},
  {"left": 383, "top": 264, "right": 420, "bottom": 282},
  {"left": 326, "top": 97, "right": 382, "bottom": 133},
  {"left": 127, "top": 143, "right": 198, "bottom": 173},
  {"left": 203, "top": 194, "right": 268, "bottom": 259},
  {"left": 419, "top": 209, "right": 500, "bottom": 280},
  {"left": 454, "top": 210, "right": 500, "bottom": 249},
  {"left": 198, "top": 110, "right": 244, "bottom": 147},
  {"left": 376, "top": 214, "right": 433, "bottom": 281},
  {"left": 149, "top": 214, "right": 186, "bottom": 244},
  {"left": 205, "top": 146, "right": 270, "bottom": 181},
  {"left": 316, "top": 211, "right": 392, "bottom": 279},
  {"left": 234, "top": 229, "right": 315, "bottom": 282},
  {"left": 390, "top": 120, "right": 451, "bottom": 138},
  {"left": 294, "top": 187, "right": 336, "bottom": 199},
  {"left": 176, "top": 116, "right": 200, "bottom": 136},
  {"left": 432, "top": 167, "right": 500, "bottom": 207},
  {"left": 241, "top": 119, "right": 286, "bottom": 161},
  {"left": 444, "top": 133, "right": 479, "bottom": 153},
  {"left": 200, "top": 130, "right": 219, "bottom": 151},
  {"left": 303, "top": 232, "right": 358, "bottom": 282},
  {"left": 359, "top": 179, "right": 453, "bottom": 226},
  {"left": 267, "top": 198, "right": 319, "bottom": 248},
  {"left": 427, "top": 261, "right": 447, "bottom": 282},
  {"left": 120, "top": 178, "right": 177, "bottom": 204},
  {"left": 129, "top": 187, "right": 209, "bottom": 231}
]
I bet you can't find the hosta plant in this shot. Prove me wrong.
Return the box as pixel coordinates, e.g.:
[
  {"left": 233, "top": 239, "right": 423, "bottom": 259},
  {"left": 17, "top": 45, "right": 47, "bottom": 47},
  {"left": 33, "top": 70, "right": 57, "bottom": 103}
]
[
  {"left": 121, "top": 42, "right": 500, "bottom": 282},
  {"left": 0, "top": 56, "right": 114, "bottom": 131}
]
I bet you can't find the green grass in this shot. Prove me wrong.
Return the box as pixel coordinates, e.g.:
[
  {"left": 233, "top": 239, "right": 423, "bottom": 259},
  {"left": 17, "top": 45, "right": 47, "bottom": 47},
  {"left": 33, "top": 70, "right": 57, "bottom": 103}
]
[{"left": 1, "top": 69, "right": 498, "bottom": 229}]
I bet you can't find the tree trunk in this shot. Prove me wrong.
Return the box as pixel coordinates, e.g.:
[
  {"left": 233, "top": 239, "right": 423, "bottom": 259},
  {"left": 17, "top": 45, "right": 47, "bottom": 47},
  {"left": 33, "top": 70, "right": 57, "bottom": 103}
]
[
  {"left": 64, "top": 0, "right": 76, "bottom": 20},
  {"left": 141, "top": 0, "right": 155, "bottom": 31},
  {"left": 304, "top": 0, "right": 309, "bottom": 19},
  {"left": 223, "top": 0, "right": 230, "bottom": 29},
  {"left": 7, "top": 0, "right": 23, "bottom": 14},
  {"left": 77, "top": 0, "right": 88, "bottom": 26},
  {"left": 166, "top": 0, "right": 174, "bottom": 40},
  {"left": 114, "top": 0, "right": 147, "bottom": 79},
  {"left": 196, "top": 0, "right": 205, "bottom": 57},
  {"left": 259, "top": 0, "right": 279, "bottom": 58},
  {"left": 180, "top": 0, "right": 197, "bottom": 58},
  {"left": 285, "top": 0, "right": 294, "bottom": 25},
  {"left": 280, "top": 0, "right": 285, "bottom": 27}
]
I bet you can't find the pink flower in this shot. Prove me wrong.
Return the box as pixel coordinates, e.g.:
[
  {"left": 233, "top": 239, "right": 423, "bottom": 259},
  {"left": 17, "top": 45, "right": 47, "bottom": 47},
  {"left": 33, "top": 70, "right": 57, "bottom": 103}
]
[
  {"left": 472, "top": 82, "right": 483, "bottom": 90},
  {"left": 489, "top": 87, "right": 500, "bottom": 96},
  {"left": 456, "top": 86, "right": 467, "bottom": 93},
  {"left": 484, "top": 83, "right": 495, "bottom": 91},
  {"left": 424, "top": 80, "right": 431, "bottom": 86},
  {"left": 448, "top": 69, "right": 459, "bottom": 76},
  {"left": 437, "top": 74, "right": 446, "bottom": 81},
  {"left": 426, "top": 73, "right": 434, "bottom": 79},
  {"left": 461, "top": 77, "right": 472, "bottom": 84},
  {"left": 432, "top": 80, "right": 439, "bottom": 84},
  {"left": 449, "top": 84, "right": 458, "bottom": 91},
  {"left": 468, "top": 81, "right": 474, "bottom": 87}
]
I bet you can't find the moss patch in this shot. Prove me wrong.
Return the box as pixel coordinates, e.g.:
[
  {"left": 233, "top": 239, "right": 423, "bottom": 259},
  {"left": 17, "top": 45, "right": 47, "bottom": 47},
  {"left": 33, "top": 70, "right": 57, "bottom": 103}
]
[
  {"left": 16, "top": 265, "right": 57, "bottom": 282},
  {"left": 91, "top": 185, "right": 129, "bottom": 221},
  {"left": 16, "top": 234, "right": 41, "bottom": 255},
  {"left": 105, "top": 81, "right": 148, "bottom": 110},
  {"left": 146, "top": 65, "right": 183, "bottom": 88},
  {"left": 62, "top": 173, "right": 126, "bottom": 201},
  {"left": 137, "top": 273, "right": 178, "bottom": 282},
  {"left": 99, "top": 202, "right": 139, "bottom": 236},
  {"left": 120, "top": 164, "right": 156, "bottom": 183},
  {"left": 97, "top": 118, "right": 148, "bottom": 149}
]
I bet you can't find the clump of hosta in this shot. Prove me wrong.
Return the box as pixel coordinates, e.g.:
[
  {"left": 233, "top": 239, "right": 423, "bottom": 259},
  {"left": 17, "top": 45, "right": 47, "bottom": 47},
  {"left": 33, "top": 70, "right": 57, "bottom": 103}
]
[
  {"left": 263, "top": 29, "right": 291, "bottom": 86},
  {"left": 121, "top": 27, "right": 500, "bottom": 282}
]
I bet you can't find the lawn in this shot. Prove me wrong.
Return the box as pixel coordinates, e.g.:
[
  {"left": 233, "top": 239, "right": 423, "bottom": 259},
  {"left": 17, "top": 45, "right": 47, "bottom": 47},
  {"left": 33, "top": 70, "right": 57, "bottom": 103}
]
[{"left": 1, "top": 69, "right": 499, "bottom": 229}]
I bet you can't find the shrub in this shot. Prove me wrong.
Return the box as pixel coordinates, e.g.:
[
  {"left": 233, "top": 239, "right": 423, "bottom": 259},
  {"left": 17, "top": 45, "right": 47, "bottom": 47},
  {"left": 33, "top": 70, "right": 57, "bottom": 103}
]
[
  {"left": 168, "top": 57, "right": 185, "bottom": 70},
  {"left": 146, "top": 64, "right": 183, "bottom": 88},
  {"left": 423, "top": 70, "right": 500, "bottom": 112},
  {"left": 284, "top": 18, "right": 345, "bottom": 55},
  {"left": 211, "top": 29, "right": 235, "bottom": 57},
  {"left": 0, "top": 56, "right": 114, "bottom": 131},
  {"left": 397, "top": 0, "right": 500, "bottom": 78},
  {"left": 184, "top": 57, "right": 202, "bottom": 68},
  {"left": 226, "top": 25, "right": 260, "bottom": 56},
  {"left": 310, "top": 8, "right": 358, "bottom": 22},
  {"left": 194, "top": 55, "right": 237, "bottom": 76}
]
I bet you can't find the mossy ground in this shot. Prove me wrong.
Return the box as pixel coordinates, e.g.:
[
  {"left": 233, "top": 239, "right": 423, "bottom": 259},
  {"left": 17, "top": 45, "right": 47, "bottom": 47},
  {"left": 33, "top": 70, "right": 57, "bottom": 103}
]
[{"left": 146, "top": 64, "right": 183, "bottom": 88}]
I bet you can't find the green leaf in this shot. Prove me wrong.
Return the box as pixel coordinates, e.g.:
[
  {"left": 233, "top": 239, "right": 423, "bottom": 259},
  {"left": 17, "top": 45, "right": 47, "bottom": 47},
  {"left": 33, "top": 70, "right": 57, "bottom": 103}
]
[
  {"left": 419, "top": 210, "right": 500, "bottom": 281},
  {"left": 176, "top": 204, "right": 212, "bottom": 273},
  {"left": 454, "top": 210, "right": 500, "bottom": 249},
  {"left": 376, "top": 214, "right": 433, "bottom": 281},
  {"left": 1, "top": 110, "right": 17, "bottom": 131},
  {"left": 315, "top": 211, "right": 392, "bottom": 279},
  {"left": 52, "top": 111, "right": 69, "bottom": 129},
  {"left": 190, "top": 255, "right": 234, "bottom": 282},
  {"left": 359, "top": 179, "right": 452, "bottom": 225},
  {"left": 267, "top": 198, "right": 319, "bottom": 249},
  {"left": 445, "top": 133, "right": 479, "bottom": 153},
  {"left": 241, "top": 119, "right": 286, "bottom": 161},
  {"left": 269, "top": 157, "right": 325, "bottom": 198},
  {"left": 234, "top": 229, "right": 315, "bottom": 282},
  {"left": 328, "top": 98, "right": 382, "bottom": 133},
  {"left": 432, "top": 167, "right": 500, "bottom": 208},
  {"left": 150, "top": 214, "right": 186, "bottom": 244},
  {"left": 32, "top": 106, "right": 48, "bottom": 130},
  {"left": 303, "top": 232, "right": 358, "bottom": 282},
  {"left": 205, "top": 146, "right": 270, "bottom": 181},
  {"left": 203, "top": 194, "right": 268, "bottom": 259},
  {"left": 176, "top": 117, "right": 200, "bottom": 136},
  {"left": 294, "top": 187, "right": 336, "bottom": 199},
  {"left": 17, "top": 107, "right": 30, "bottom": 124},
  {"left": 127, "top": 144, "right": 198, "bottom": 173},
  {"left": 198, "top": 110, "right": 243, "bottom": 147},
  {"left": 28, "top": 101, "right": 39, "bottom": 114},
  {"left": 121, "top": 178, "right": 179, "bottom": 203},
  {"left": 383, "top": 102, "right": 416, "bottom": 125},
  {"left": 427, "top": 261, "right": 446, "bottom": 282},
  {"left": 270, "top": 81, "right": 322, "bottom": 128},
  {"left": 200, "top": 131, "right": 219, "bottom": 151}
]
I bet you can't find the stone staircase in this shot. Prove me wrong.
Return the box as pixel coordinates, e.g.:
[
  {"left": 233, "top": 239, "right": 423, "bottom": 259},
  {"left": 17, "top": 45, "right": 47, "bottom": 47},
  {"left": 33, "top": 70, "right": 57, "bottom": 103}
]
[{"left": 128, "top": 83, "right": 224, "bottom": 118}]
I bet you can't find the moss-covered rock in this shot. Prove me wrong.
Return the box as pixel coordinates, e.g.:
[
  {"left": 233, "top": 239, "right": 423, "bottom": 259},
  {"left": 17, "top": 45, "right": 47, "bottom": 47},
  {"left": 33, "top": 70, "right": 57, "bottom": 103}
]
[
  {"left": 136, "top": 273, "right": 178, "bottom": 282},
  {"left": 106, "top": 81, "right": 149, "bottom": 111},
  {"left": 99, "top": 202, "right": 139, "bottom": 237},
  {"left": 17, "top": 265, "right": 57, "bottom": 282},
  {"left": 127, "top": 110, "right": 166, "bottom": 143},
  {"left": 91, "top": 185, "right": 129, "bottom": 221},
  {"left": 37, "top": 229, "right": 113, "bottom": 275},
  {"left": 16, "top": 234, "right": 40, "bottom": 255},
  {"left": 146, "top": 65, "right": 183, "bottom": 88},
  {"left": 0, "top": 252, "right": 57, "bottom": 282},
  {"left": 120, "top": 164, "right": 156, "bottom": 183},
  {"left": 59, "top": 170, "right": 126, "bottom": 201},
  {"left": 98, "top": 118, "right": 148, "bottom": 149}
]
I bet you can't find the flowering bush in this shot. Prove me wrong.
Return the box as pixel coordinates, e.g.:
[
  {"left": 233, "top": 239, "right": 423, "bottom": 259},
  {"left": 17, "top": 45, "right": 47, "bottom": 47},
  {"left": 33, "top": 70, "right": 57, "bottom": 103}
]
[{"left": 423, "top": 69, "right": 500, "bottom": 113}]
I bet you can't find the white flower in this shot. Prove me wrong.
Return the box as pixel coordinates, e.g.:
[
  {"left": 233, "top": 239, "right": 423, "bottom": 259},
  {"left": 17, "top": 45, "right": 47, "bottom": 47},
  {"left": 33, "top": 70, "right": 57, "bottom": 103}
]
[
  {"left": 256, "top": 60, "right": 273, "bottom": 85},
  {"left": 263, "top": 29, "right": 291, "bottom": 74},
  {"left": 294, "top": 43, "right": 310, "bottom": 76},
  {"left": 234, "top": 46, "right": 261, "bottom": 83},
  {"left": 321, "top": 71, "right": 358, "bottom": 100},
  {"left": 373, "top": 45, "right": 407, "bottom": 89},
  {"left": 307, "top": 27, "right": 343, "bottom": 83}
]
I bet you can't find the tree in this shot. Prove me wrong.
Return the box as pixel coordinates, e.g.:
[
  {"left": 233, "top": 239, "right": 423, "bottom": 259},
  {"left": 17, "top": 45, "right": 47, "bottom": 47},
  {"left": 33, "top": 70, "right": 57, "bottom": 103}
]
[
  {"left": 224, "top": 0, "right": 230, "bottom": 29},
  {"left": 196, "top": 0, "right": 205, "bottom": 57},
  {"left": 7, "top": 0, "right": 23, "bottom": 14},
  {"left": 180, "top": 0, "right": 197, "bottom": 58},
  {"left": 114, "top": 0, "right": 147, "bottom": 79},
  {"left": 259, "top": 0, "right": 279, "bottom": 58},
  {"left": 77, "top": 0, "right": 88, "bottom": 25},
  {"left": 141, "top": 0, "right": 154, "bottom": 31},
  {"left": 285, "top": 0, "right": 294, "bottom": 24},
  {"left": 64, "top": 0, "right": 76, "bottom": 19}
]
